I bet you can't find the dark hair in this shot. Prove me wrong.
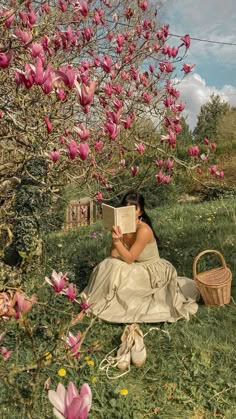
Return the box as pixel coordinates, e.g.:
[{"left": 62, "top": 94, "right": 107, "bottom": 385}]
[{"left": 120, "top": 191, "right": 160, "bottom": 245}]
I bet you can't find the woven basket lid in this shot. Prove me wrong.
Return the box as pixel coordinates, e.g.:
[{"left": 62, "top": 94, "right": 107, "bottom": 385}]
[{"left": 195, "top": 266, "right": 232, "bottom": 287}]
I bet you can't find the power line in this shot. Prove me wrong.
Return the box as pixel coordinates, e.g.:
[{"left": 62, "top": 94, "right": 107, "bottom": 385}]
[{"left": 170, "top": 33, "right": 236, "bottom": 46}]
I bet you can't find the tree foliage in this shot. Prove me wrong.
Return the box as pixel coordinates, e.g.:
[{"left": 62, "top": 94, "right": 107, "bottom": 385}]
[{"left": 193, "top": 94, "right": 230, "bottom": 143}]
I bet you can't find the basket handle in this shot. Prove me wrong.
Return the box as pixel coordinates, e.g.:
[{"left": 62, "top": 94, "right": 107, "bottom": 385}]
[{"left": 193, "top": 249, "right": 227, "bottom": 279}]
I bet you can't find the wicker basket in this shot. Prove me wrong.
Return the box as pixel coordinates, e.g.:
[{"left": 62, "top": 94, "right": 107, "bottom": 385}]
[{"left": 193, "top": 250, "right": 232, "bottom": 306}]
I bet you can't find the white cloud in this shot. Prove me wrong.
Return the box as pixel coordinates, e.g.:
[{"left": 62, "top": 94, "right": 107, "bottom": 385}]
[
  {"left": 162, "top": 0, "right": 236, "bottom": 66},
  {"left": 177, "top": 74, "right": 236, "bottom": 129}
]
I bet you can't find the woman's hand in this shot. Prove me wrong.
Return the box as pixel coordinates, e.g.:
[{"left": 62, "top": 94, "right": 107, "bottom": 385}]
[{"left": 111, "top": 226, "right": 123, "bottom": 243}]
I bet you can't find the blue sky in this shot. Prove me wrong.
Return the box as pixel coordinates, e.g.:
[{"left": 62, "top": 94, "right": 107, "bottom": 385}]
[{"left": 161, "top": 0, "right": 236, "bottom": 129}]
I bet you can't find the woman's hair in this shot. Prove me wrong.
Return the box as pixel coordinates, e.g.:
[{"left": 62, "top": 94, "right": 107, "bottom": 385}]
[{"left": 120, "top": 191, "right": 160, "bottom": 245}]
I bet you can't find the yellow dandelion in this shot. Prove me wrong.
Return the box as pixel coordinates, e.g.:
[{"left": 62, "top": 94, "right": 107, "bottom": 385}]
[
  {"left": 87, "top": 360, "right": 94, "bottom": 367},
  {"left": 58, "top": 368, "right": 67, "bottom": 377},
  {"left": 44, "top": 352, "right": 52, "bottom": 361},
  {"left": 91, "top": 376, "right": 97, "bottom": 384},
  {"left": 120, "top": 388, "right": 128, "bottom": 396}
]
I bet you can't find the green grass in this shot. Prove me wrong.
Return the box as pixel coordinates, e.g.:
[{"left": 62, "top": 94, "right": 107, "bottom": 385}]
[{"left": 1, "top": 196, "right": 236, "bottom": 418}]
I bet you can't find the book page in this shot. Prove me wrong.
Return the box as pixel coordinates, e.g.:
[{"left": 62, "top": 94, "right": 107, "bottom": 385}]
[
  {"left": 116, "top": 205, "right": 136, "bottom": 234},
  {"left": 102, "top": 204, "right": 136, "bottom": 234},
  {"left": 102, "top": 204, "right": 116, "bottom": 231}
]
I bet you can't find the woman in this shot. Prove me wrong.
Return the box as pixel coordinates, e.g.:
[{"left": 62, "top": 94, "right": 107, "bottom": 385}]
[{"left": 83, "top": 191, "right": 199, "bottom": 323}]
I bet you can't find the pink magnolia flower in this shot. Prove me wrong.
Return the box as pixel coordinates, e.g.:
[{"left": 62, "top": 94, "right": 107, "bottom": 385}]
[
  {"left": 203, "top": 138, "right": 209, "bottom": 145},
  {"left": 123, "top": 115, "right": 131, "bottom": 129},
  {"left": 139, "top": 0, "right": 148, "bottom": 11},
  {"left": 44, "top": 116, "right": 53, "bottom": 134},
  {"left": 95, "top": 191, "right": 103, "bottom": 202},
  {"left": 155, "top": 159, "right": 164, "bottom": 168},
  {"left": 67, "top": 140, "right": 78, "bottom": 160},
  {"left": 32, "top": 58, "right": 51, "bottom": 85},
  {"left": 165, "top": 159, "right": 174, "bottom": 170},
  {"left": 156, "top": 170, "right": 164, "bottom": 184},
  {"left": 120, "top": 159, "right": 126, "bottom": 168},
  {"left": 1, "top": 346, "right": 13, "bottom": 361},
  {"left": 216, "top": 170, "right": 224, "bottom": 178},
  {"left": 182, "top": 64, "right": 195, "bottom": 74},
  {"left": 100, "top": 55, "right": 113, "bottom": 73},
  {"left": 142, "top": 92, "right": 151, "bottom": 104},
  {"left": 75, "top": 80, "right": 96, "bottom": 107},
  {"left": 131, "top": 166, "right": 139, "bottom": 177},
  {"left": 74, "top": 125, "right": 90, "bottom": 141},
  {"left": 211, "top": 142, "right": 216, "bottom": 151},
  {"left": 188, "top": 146, "right": 200, "bottom": 157},
  {"left": 209, "top": 165, "right": 217, "bottom": 175},
  {"left": 66, "top": 331, "right": 81, "bottom": 358},
  {"left": 0, "top": 51, "right": 13, "bottom": 69},
  {"left": 13, "top": 290, "right": 37, "bottom": 319},
  {"left": 48, "top": 382, "right": 92, "bottom": 419},
  {"left": 78, "top": 143, "right": 89, "bottom": 161},
  {"left": 78, "top": 1, "right": 89, "bottom": 17},
  {"left": 105, "top": 121, "right": 120, "bottom": 140},
  {"left": 180, "top": 34, "right": 191, "bottom": 49},
  {"left": 94, "top": 141, "right": 103, "bottom": 153},
  {"left": 136, "top": 143, "right": 145, "bottom": 155},
  {"left": 3, "top": 9, "right": 15, "bottom": 28},
  {"left": 163, "top": 175, "right": 171, "bottom": 184},
  {"left": 50, "top": 150, "right": 60, "bottom": 163},
  {"left": 64, "top": 284, "right": 77, "bottom": 302},
  {"left": 56, "top": 88, "right": 67, "bottom": 101},
  {"left": 15, "top": 28, "right": 32, "bottom": 44},
  {"left": 200, "top": 153, "right": 207, "bottom": 163},
  {"left": 30, "top": 42, "right": 44, "bottom": 58},
  {"left": 45, "top": 270, "right": 68, "bottom": 293}
]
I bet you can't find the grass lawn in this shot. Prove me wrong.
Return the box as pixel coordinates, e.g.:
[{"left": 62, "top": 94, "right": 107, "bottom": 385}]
[{"left": 1, "top": 196, "right": 236, "bottom": 418}]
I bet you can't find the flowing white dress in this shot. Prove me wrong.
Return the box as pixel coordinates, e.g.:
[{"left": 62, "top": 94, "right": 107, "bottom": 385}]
[{"left": 83, "top": 241, "right": 199, "bottom": 323}]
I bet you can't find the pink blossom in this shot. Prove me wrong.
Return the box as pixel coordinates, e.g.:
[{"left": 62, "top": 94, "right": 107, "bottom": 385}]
[
  {"left": 78, "top": 143, "right": 89, "bottom": 161},
  {"left": 56, "top": 88, "right": 67, "bottom": 101},
  {"left": 188, "top": 146, "right": 200, "bottom": 157},
  {"left": 182, "top": 64, "right": 195, "bottom": 74},
  {"left": 131, "top": 166, "right": 139, "bottom": 177},
  {"left": 155, "top": 159, "right": 164, "bottom": 168},
  {"left": 105, "top": 121, "right": 120, "bottom": 140},
  {"left": 74, "top": 125, "right": 90, "bottom": 141},
  {"left": 94, "top": 141, "right": 103, "bottom": 153},
  {"left": 95, "top": 191, "right": 103, "bottom": 202},
  {"left": 172, "top": 101, "right": 185, "bottom": 112},
  {"left": 50, "top": 150, "right": 60, "bottom": 163},
  {"left": 67, "top": 140, "right": 78, "bottom": 160},
  {"left": 78, "top": 1, "right": 89, "bottom": 17},
  {"left": 163, "top": 175, "right": 171, "bottom": 184},
  {"left": 156, "top": 171, "right": 164, "bottom": 183},
  {"left": 180, "top": 34, "right": 191, "bottom": 49},
  {"left": 101, "top": 55, "right": 113, "bottom": 73},
  {"left": 3, "top": 9, "right": 15, "bottom": 28},
  {"left": 15, "top": 29, "right": 32, "bottom": 45},
  {"left": 209, "top": 165, "right": 217, "bottom": 175},
  {"left": 48, "top": 382, "right": 92, "bottom": 419},
  {"left": 44, "top": 116, "right": 53, "bottom": 134},
  {"left": 123, "top": 115, "right": 131, "bottom": 129},
  {"left": 136, "top": 143, "right": 145, "bottom": 155},
  {"left": 142, "top": 92, "right": 151, "bottom": 104},
  {"left": 30, "top": 43, "right": 44, "bottom": 58},
  {"left": 165, "top": 159, "right": 174, "bottom": 170},
  {"left": 200, "top": 153, "right": 207, "bottom": 162},
  {"left": 163, "top": 96, "right": 175, "bottom": 108},
  {"left": 13, "top": 291, "right": 37, "bottom": 319},
  {"left": 66, "top": 331, "right": 81, "bottom": 358},
  {"left": 64, "top": 284, "right": 77, "bottom": 302},
  {"left": 120, "top": 159, "right": 126, "bottom": 168},
  {"left": 139, "top": 0, "right": 148, "bottom": 11},
  {"left": 0, "top": 51, "right": 13, "bottom": 69},
  {"left": 159, "top": 61, "right": 174, "bottom": 73},
  {"left": 211, "top": 143, "right": 216, "bottom": 151},
  {"left": 54, "top": 66, "right": 75, "bottom": 89},
  {"left": 216, "top": 170, "right": 224, "bottom": 178},
  {"left": 75, "top": 80, "right": 96, "bottom": 107},
  {"left": 45, "top": 270, "right": 68, "bottom": 293},
  {"left": 1, "top": 346, "right": 13, "bottom": 361},
  {"left": 203, "top": 138, "right": 209, "bottom": 145}
]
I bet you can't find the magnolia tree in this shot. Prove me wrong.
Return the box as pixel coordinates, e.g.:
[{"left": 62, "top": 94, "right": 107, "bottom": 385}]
[{"left": 1, "top": 0, "right": 222, "bottom": 199}]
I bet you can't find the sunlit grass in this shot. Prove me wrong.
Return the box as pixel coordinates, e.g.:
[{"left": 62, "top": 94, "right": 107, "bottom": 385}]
[{"left": 1, "top": 196, "right": 236, "bottom": 418}]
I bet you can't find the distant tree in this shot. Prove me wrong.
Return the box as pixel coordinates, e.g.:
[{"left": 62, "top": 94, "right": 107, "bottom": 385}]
[
  {"left": 193, "top": 94, "right": 230, "bottom": 143},
  {"left": 177, "top": 117, "right": 193, "bottom": 145},
  {"left": 216, "top": 107, "right": 236, "bottom": 154}
]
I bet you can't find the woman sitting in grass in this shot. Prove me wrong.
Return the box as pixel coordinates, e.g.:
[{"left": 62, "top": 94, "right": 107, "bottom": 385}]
[{"left": 83, "top": 191, "right": 199, "bottom": 323}]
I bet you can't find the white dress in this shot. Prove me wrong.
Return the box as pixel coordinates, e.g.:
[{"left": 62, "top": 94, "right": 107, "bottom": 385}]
[{"left": 83, "top": 241, "right": 199, "bottom": 323}]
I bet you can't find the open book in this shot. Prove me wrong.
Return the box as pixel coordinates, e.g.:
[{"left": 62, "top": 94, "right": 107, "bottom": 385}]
[{"left": 102, "top": 204, "right": 136, "bottom": 234}]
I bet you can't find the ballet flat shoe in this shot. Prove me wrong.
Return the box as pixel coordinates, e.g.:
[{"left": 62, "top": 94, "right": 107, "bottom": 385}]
[
  {"left": 131, "top": 325, "right": 147, "bottom": 367},
  {"left": 117, "top": 342, "right": 131, "bottom": 371},
  {"left": 117, "top": 324, "right": 136, "bottom": 371}
]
